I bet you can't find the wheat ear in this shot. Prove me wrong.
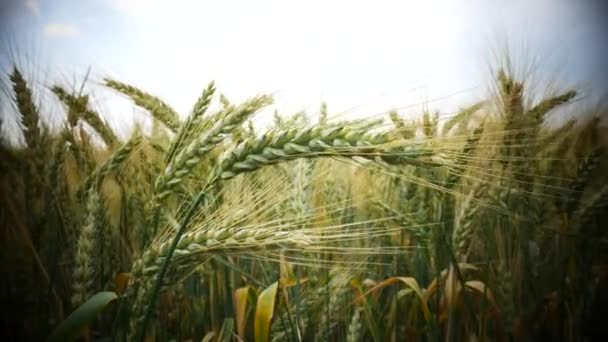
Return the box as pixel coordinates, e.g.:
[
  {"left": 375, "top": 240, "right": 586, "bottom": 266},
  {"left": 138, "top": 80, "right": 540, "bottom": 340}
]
[
  {"left": 104, "top": 79, "right": 180, "bottom": 132},
  {"left": 71, "top": 191, "right": 101, "bottom": 307},
  {"left": 51, "top": 86, "right": 118, "bottom": 147}
]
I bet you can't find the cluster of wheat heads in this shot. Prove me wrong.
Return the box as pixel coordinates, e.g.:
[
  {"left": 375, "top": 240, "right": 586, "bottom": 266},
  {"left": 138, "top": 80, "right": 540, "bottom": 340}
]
[{"left": 0, "top": 64, "right": 607, "bottom": 341}]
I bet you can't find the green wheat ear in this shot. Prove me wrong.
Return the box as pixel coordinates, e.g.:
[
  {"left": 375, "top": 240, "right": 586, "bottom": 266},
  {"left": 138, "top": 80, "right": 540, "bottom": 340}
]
[
  {"left": 78, "top": 132, "right": 143, "bottom": 196},
  {"left": 319, "top": 101, "right": 328, "bottom": 126},
  {"left": 51, "top": 85, "right": 118, "bottom": 147},
  {"left": 104, "top": 78, "right": 181, "bottom": 132},
  {"left": 443, "top": 101, "right": 485, "bottom": 136},
  {"left": 164, "top": 81, "right": 216, "bottom": 166},
  {"left": 71, "top": 190, "right": 101, "bottom": 307},
  {"left": 389, "top": 110, "right": 415, "bottom": 139},
  {"left": 526, "top": 90, "right": 577, "bottom": 123},
  {"left": 153, "top": 94, "right": 273, "bottom": 201},
  {"left": 10, "top": 67, "right": 41, "bottom": 148},
  {"left": 562, "top": 147, "right": 606, "bottom": 215}
]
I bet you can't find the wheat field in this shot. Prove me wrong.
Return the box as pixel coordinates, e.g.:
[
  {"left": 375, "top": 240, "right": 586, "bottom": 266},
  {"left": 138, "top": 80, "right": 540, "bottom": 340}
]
[{"left": 0, "top": 62, "right": 607, "bottom": 341}]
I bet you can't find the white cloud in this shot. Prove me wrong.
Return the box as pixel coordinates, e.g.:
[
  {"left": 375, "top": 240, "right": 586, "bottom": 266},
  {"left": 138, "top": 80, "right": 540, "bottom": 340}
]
[
  {"left": 44, "top": 23, "right": 79, "bottom": 36},
  {"left": 25, "top": 0, "right": 40, "bottom": 15}
]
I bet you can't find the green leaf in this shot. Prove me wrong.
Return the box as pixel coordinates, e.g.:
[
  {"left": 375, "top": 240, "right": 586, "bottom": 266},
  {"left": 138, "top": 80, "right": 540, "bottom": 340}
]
[
  {"left": 47, "top": 291, "right": 118, "bottom": 342},
  {"left": 218, "top": 318, "right": 234, "bottom": 342},
  {"left": 254, "top": 282, "right": 278, "bottom": 342}
]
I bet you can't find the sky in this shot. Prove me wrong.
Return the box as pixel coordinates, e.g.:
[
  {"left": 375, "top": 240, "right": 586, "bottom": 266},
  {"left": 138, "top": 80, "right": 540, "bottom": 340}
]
[{"left": 1, "top": 0, "right": 607, "bottom": 139}]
